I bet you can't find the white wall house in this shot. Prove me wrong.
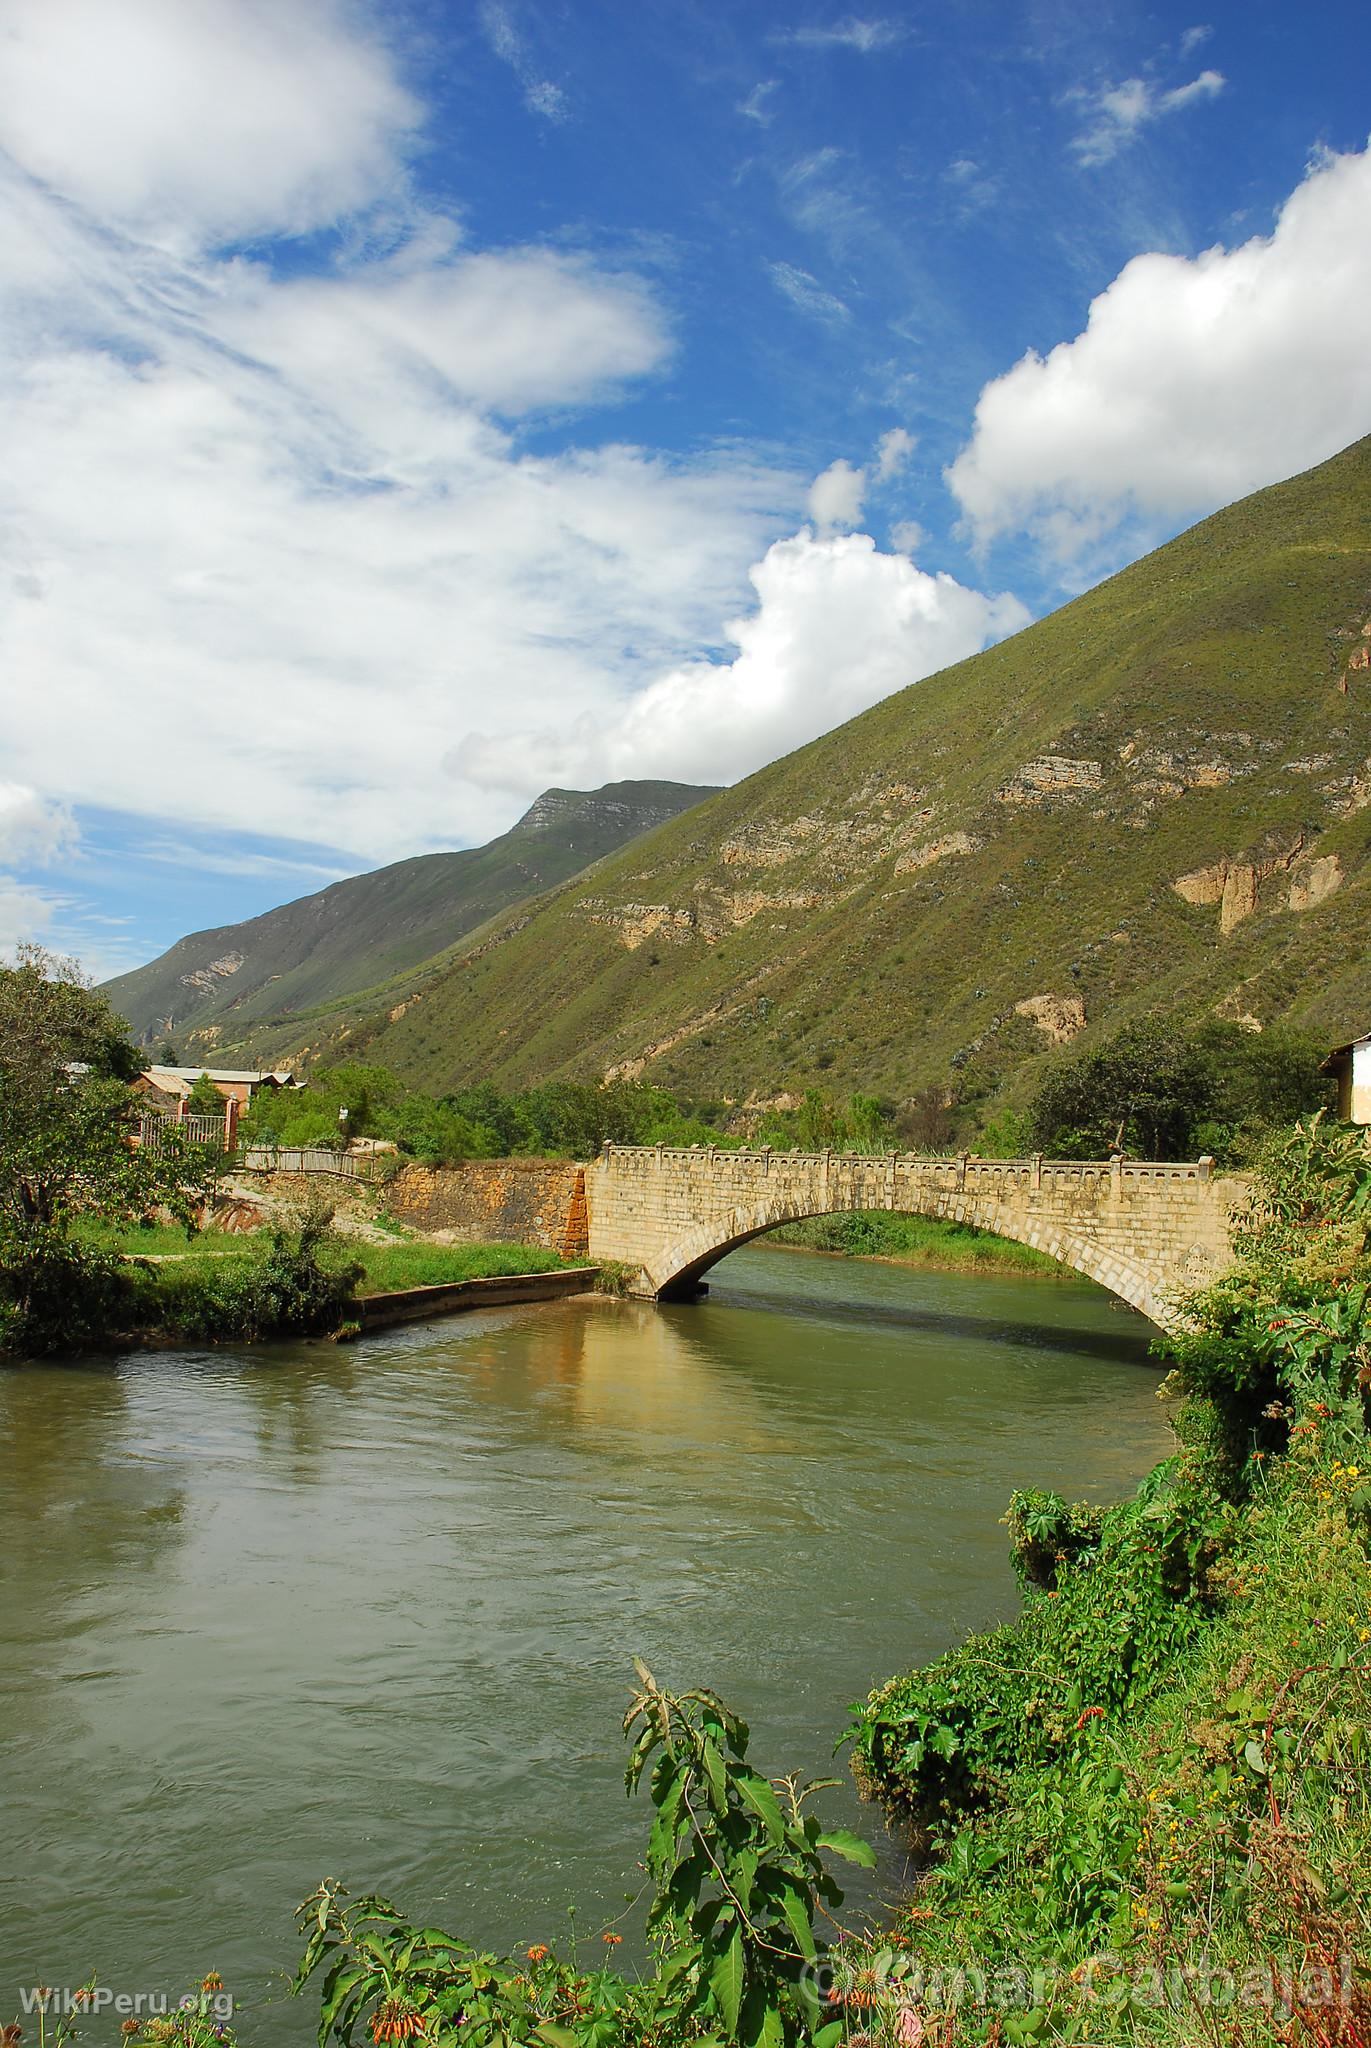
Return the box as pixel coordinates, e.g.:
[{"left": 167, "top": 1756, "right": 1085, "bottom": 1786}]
[{"left": 1322, "top": 1035, "right": 1371, "bottom": 1123}]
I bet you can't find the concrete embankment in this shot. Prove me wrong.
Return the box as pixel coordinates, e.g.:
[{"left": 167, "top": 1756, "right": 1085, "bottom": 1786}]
[{"left": 355, "top": 1265, "right": 599, "bottom": 1333}]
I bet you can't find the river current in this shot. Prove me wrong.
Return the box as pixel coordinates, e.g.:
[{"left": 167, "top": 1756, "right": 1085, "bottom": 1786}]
[{"left": 0, "top": 1246, "right": 1173, "bottom": 2034}]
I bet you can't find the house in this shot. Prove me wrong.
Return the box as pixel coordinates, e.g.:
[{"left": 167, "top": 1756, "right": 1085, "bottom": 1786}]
[
  {"left": 135, "top": 1065, "right": 302, "bottom": 1109},
  {"left": 1320, "top": 1035, "right": 1371, "bottom": 1124}
]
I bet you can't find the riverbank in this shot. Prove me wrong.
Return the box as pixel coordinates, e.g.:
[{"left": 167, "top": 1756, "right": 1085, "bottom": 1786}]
[
  {"left": 0, "top": 1217, "right": 575, "bottom": 1357},
  {"left": 842, "top": 1119, "right": 1371, "bottom": 2046},
  {"left": 769, "top": 1209, "right": 1063, "bottom": 1276}
]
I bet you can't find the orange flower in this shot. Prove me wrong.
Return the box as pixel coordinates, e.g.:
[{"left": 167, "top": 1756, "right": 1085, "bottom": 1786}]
[
  {"left": 526, "top": 1945, "right": 550, "bottom": 1963},
  {"left": 122, "top": 2024, "right": 142, "bottom": 2040},
  {"left": 601, "top": 1932, "right": 622, "bottom": 1946},
  {"left": 370, "top": 1998, "right": 427, "bottom": 2042},
  {"left": 201, "top": 1974, "right": 223, "bottom": 1994}
]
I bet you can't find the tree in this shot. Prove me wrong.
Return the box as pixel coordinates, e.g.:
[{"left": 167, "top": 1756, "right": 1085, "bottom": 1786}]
[
  {"left": 0, "top": 946, "right": 208, "bottom": 1350},
  {"left": 185, "top": 1071, "right": 226, "bottom": 1116},
  {"left": 1026, "top": 1015, "right": 1332, "bottom": 1163},
  {"left": 1028, "top": 1019, "right": 1218, "bottom": 1159}
]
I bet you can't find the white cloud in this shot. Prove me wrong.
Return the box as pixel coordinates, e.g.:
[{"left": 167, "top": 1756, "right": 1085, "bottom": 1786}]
[
  {"left": 808, "top": 459, "right": 867, "bottom": 530},
  {"left": 0, "top": 880, "right": 62, "bottom": 955},
  {"left": 1071, "top": 66, "right": 1224, "bottom": 166},
  {"left": 0, "top": 786, "right": 78, "bottom": 867},
  {"left": 479, "top": 1, "right": 568, "bottom": 123},
  {"left": 947, "top": 141, "right": 1371, "bottom": 563},
  {"left": 780, "top": 20, "right": 904, "bottom": 53},
  {"left": 768, "top": 261, "right": 850, "bottom": 321},
  {"left": 217, "top": 236, "right": 672, "bottom": 418},
  {"left": 875, "top": 427, "right": 916, "bottom": 481},
  {"left": 0, "top": 0, "right": 420, "bottom": 251},
  {"left": 1179, "top": 25, "right": 1212, "bottom": 59},
  {"left": 0, "top": 198, "right": 794, "bottom": 865},
  {"left": 738, "top": 80, "right": 779, "bottom": 124},
  {"left": 456, "top": 529, "right": 1030, "bottom": 792},
  {"left": 890, "top": 519, "right": 926, "bottom": 555}
]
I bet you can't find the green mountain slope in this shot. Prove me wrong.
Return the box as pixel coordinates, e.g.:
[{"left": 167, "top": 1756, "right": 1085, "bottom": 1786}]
[
  {"left": 212, "top": 437, "right": 1371, "bottom": 1111},
  {"left": 103, "top": 781, "right": 719, "bottom": 1047}
]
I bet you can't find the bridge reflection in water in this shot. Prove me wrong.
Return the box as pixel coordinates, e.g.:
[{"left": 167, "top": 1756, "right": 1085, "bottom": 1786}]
[{"left": 585, "top": 1146, "right": 1248, "bottom": 1331}]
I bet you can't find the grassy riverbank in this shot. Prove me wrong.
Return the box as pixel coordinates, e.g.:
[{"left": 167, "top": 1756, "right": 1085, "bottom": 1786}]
[
  {"left": 842, "top": 1120, "right": 1371, "bottom": 2046},
  {"left": 770, "top": 1210, "right": 1062, "bottom": 1276},
  {"left": 0, "top": 1212, "right": 574, "bottom": 1355},
  {"left": 78, "top": 1216, "right": 567, "bottom": 1294}
]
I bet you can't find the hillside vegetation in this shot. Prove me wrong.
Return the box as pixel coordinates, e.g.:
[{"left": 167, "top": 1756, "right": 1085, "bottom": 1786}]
[
  {"left": 207, "top": 438, "right": 1371, "bottom": 1117},
  {"left": 103, "top": 780, "right": 718, "bottom": 1047}
]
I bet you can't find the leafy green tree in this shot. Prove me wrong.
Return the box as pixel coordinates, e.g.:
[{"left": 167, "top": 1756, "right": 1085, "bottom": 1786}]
[
  {"left": 185, "top": 1071, "right": 226, "bottom": 1116},
  {"left": 1028, "top": 1016, "right": 1331, "bottom": 1163},
  {"left": 1028, "top": 1019, "right": 1220, "bottom": 1159},
  {"left": 0, "top": 946, "right": 209, "bottom": 1351}
]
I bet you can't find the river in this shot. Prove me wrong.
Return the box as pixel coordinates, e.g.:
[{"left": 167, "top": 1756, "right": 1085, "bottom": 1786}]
[{"left": 0, "top": 1246, "right": 1173, "bottom": 2034}]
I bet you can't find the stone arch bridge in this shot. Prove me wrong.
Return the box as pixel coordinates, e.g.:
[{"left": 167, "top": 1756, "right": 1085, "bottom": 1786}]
[{"left": 582, "top": 1146, "right": 1247, "bottom": 1332}]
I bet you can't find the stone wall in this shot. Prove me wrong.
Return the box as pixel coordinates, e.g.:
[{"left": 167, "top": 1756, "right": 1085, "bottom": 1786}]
[
  {"left": 387, "top": 1159, "right": 584, "bottom": 1253},
  {"left": 585, "top": 1146, "right": 1248, "bottom": 1331}
]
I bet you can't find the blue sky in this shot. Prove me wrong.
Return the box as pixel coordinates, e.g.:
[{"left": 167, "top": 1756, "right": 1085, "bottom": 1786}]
[{"left": 1, "top": 0, "right": 1368, "bottom": 979}]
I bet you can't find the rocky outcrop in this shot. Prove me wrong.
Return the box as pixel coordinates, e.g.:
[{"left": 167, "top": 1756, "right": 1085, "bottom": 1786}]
[
  {"left": 180, "top": 951, "right": 244, "bottom": 994},
  {"left": 996, "top": 757, "right": 1102, "bottom": 804},
  {"left": 1173, "top": 831, "right": 1309, "bottom": 934},
  {"left": 1287, "top": 853, "right": 1344, "bottom": 911},
  {"left": 895, "top": 831, "right": 982, "bottom": 875},
  {"left": 1014, "top": 993, "right": 1087, "bottom": 1044}
]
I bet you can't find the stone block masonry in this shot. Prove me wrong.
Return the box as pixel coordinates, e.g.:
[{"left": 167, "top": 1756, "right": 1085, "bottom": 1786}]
[
  {"left": 387, "top": 1159, "right": 587, "bottom": 1256},
  {"left": 584, "top": 1146, "right": 1248, "bottom": 1333}
]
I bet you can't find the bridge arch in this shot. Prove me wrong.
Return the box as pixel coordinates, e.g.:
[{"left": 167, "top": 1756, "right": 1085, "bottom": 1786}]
[
  {"left": 652, "top": 1193, "right": 1161, "bottom": 1318},
  {"left": 583, "top": 1147, "right": 1244, "bottom": 1334}
]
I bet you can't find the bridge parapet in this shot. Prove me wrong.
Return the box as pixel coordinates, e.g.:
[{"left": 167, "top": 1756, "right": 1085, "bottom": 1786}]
[{"left": 585, "top": 1145, "right": 1246, "bottom": 1332}]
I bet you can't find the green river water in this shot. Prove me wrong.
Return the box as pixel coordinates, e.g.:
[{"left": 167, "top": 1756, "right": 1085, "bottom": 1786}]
[{"left": 0, "top": 1245, "right": 1174, "bottom": 2035}]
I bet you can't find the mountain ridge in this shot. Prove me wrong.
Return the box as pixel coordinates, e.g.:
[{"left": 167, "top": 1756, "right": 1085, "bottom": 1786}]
[
  {"left": 103, "top": 780, "right": 720, "bottom": 1046},
  {"left": 151, "top": 437, "right": 1371, "bottom": 1112}
]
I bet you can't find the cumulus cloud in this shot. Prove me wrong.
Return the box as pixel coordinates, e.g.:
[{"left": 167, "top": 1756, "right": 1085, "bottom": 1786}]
[
  {"left": 0, "top": 786, "right": 78, "bottom": 867},
  {"left": 947, "top": 141, "right": 1371, "bottom": 563},
  {"left": 0, "top": 880, "right": 63, "bottom": 956},
  {"left": 0, "top": 0, "right": 819, "bottom": 867},
  {"left": 1070, "top": 66, "right": 1224, "bottom": 166},
  {"left": 0, "top": 0, "right": 420, "bottom": 250},
  {"left": 875, "top": 427, "right": 916, "bottom": 480},
  {"left": 457, "top": 529, "right": 1029, "bottom": 792},
  {"left": 808, "top": 459, "right": 867, "bottom": 530}
]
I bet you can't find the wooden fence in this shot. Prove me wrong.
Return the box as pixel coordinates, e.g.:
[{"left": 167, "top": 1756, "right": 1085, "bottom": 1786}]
[{"left": 239, "top": 1146, "right": 377, "bottom": 1180}]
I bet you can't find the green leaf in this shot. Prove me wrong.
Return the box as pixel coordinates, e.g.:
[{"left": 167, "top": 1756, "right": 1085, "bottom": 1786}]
[
  {"left": 772, "top": 1879, "right": 818, "bottom": 1962},
  {"left": 814, "top": 1827, "right": 876, "bottom": 1868},
  {"left": 709, "top": 1927, "right": 745, "bottom": 2037},
  {"left": 734, "top": 1771, "right": 786, "bottom": 1846},
  {"left": 814, "top": 2024, "right": 844, "bottom": 2048},
  {"left": 536, "top": 2026, "right": 581, "bottom": 2048},
  {"left": 700, "top": 1737, "right": 729, "bottom": 1813}
]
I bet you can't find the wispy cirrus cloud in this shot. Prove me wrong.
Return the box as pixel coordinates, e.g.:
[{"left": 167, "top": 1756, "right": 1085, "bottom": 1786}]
[
  {"left": 479, "top": 1, "right": 568, "bottom": 122},
  {"left": 768, "top": 260, "right": 850, "bottom": 321},
  {"left": 776, "top": 18, "right": 905, "bottom": 54},
  {"left": 1069, "top": 65, "right": 1225, "bottom": 166}
]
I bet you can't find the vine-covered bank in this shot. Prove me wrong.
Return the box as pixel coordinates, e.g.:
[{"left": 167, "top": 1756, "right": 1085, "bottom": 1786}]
[{"left": 845, "top": 1115, "right": 1371, "bottom": 2045}]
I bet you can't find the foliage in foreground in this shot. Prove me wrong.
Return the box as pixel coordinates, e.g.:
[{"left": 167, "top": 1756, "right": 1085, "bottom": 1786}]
[
  {"left": 294, "top": 1663, "right": 874, "bottom": 2048},
  {"left": 0, "top": 946, "right": 214, "bottom": 1355},
  {"left": 845, "top": 1114, "right": 1371, "bottom": 2045}
]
